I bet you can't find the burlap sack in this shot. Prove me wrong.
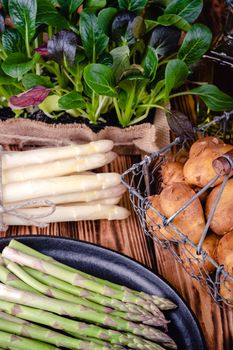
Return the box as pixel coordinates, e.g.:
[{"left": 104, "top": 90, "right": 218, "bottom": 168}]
[{"left": 0, "top": 108, "right": 170, "bottom": 155}]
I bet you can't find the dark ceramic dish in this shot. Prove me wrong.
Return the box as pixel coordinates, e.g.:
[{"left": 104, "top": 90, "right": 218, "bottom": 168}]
[{"left": 0, "top": 236, "right": 207, "bottom": 350}]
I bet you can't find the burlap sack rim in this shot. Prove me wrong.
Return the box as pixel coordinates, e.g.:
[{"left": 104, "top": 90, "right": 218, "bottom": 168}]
[{"left": 0, "top": 109, "right": 170, "bottom": 154}]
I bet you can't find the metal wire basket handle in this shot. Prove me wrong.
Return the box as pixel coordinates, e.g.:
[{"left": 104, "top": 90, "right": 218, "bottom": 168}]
[{"left": 212, "top": 149, "right": 233, "bottom": 176}]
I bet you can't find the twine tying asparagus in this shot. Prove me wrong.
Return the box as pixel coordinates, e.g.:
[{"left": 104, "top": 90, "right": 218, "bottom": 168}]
[{"left": 0, "top": 145, "right": 56, "bottom": 231}]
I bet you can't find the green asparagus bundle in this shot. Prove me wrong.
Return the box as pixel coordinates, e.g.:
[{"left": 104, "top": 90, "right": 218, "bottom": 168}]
[
  {"left": 0, "top": 240, "right": 178, "bottom": 350},
  {"left": 0, "top": 317, "right": 125, "bottom": 350},
  {"left": 0, "top": 282, "right": 174, "bottom": 344},
  {"left": 5, "top": 260, "right": 166, "bottom": 327},
  {"left": 0, "top": 300, "right": 174, "bottom": 350},
  {"left": 0, "top": 311, "right": 122, "bottom": 350}
]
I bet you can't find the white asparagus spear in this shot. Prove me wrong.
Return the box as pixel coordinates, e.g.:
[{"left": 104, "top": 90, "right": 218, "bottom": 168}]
[
  {"left": 2, "top": 152, "right": 117, "bottom": 184},
  {"left": 62, "top": 197, "right": 122, "bottom": 206},
  {"left": 3, "top": 140, "right": 114, "bottom": 170},
  {"left": 6, "top": 185, "right": 126, "bottom": 207},
  {"left": 3, "top": 174, "right": 121, "bottom": 203},
  {"left": 3, "top": 204, "right": 130, "bottom": 224}
]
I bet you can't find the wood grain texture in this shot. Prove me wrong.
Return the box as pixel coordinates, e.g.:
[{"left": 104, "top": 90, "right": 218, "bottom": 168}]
[
  {"left": 0, "top": 154, "right": 232, "bottom": 349},
  {"left": 154, "top": 243, "right": 233, "bottom": 350}
]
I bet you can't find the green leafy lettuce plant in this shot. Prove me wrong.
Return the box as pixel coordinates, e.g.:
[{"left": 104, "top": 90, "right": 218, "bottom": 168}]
[{"left": 0, "top": 0, "right": 233, "bottom": 127}]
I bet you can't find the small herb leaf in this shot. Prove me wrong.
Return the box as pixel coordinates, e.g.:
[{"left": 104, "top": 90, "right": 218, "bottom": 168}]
[
  {"left": 98, "top": 7, "right": 118, "bottom": 35},
  {"left": 157, "top": 14, "right": 191, "bottom": 32},
  {"left": 190, "top": 84, "right": 233, "bottom": 111},
  {"left": 2, "top": 53, "right": 40, "bottom": 79},
  {"left": 178, "top": 24, "right": 212, "bottom": 66},
  {"left": 110, "top": 46, "right": 130, "bottom": 82},
  {"left": 143, "top": 46, "right": 158, "bottom": 81},
  {"left": 80, "top": 10, "right": 109, "bottom": 61},
  {"left": 165, "top": 59, "right": 189, "bottom": 101},
  {"left": 2, "top": 29, "right": 25, "bottom": 54},
  {"left": 118, "top": 0, "right": 148, "bottom": 14},
  {"left": 8, "top": 0, "right": 37, "bottom": 43},
  {"left": 58, "top": 91, "right": 86, "bottom": 109},
  {"left": 37, "top": 0, "right": 69, "bottom": 29},
  {"left": 84, "top": 63, "right": 116, "bottom": 96},
  {"left": 22, "top": 73, "right": 54, "bottom": 90},
  {"left": 165, "top": 0, "right": 203, "bottom": 23}
]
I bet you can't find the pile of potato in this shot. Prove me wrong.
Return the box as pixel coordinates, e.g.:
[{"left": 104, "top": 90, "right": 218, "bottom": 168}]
[{"left": 146, "top": 136, "right": 233, "bottom": 305}]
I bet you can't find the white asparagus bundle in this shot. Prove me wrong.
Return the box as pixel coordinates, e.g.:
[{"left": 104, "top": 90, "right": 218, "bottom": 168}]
[
  {"left": 7, "top": 185, "right": 126, "bottom": 207},
  {"left": 3, "top": 174, "right": 121, "bottom": 203},
  {"left": 3, "top": 204, "right": 130, "bottom": 225},
  {"left": 2, "top": 152, "right": 117, "bottom": 184},
  {"left": 2, "top": 140, "right": 114, "bottom": 170}
]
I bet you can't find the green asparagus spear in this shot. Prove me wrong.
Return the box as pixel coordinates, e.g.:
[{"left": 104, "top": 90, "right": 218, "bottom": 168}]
[
  {"left": 9, "top": 240, "right": 176, "bottom": 311},
  {"left": 0, "top": 318, "right": 121, "bottom": 350},
  {"left": 0, "top": 300, "right": 176, "bottom": 349},
  {"left": 0, "top": 262, "right": 39, "bottom": 294},
  {"left": 0, "top": 330, "right": 59, "bottom": 350}
]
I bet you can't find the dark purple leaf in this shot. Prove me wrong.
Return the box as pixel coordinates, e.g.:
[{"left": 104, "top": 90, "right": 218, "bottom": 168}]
[
  {"left": 166, "top": 110, "right": 196, "bottom": 140},
  {"left": 9, "top": 86, "right": 50, "bottom": 109},
  {"left": 47, "top": 29, "right": 78, "bottom": 66}
]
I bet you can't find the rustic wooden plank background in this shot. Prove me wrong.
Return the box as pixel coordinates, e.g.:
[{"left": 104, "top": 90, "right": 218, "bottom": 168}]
[{"left": 1, "top": 154, "right": 232, "bottom": 350}]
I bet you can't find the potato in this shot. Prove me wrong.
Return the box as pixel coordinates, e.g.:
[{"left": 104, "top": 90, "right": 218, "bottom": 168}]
[
  {"left": 217, "top": 232, "right": 233, "bottom": 268},
  {"left": 159, "top": 182, "right": 206, "bottom": 244},
  {"left": 146, "top": 195, "right": 177, "bottom": 240},
  {"left": 161, "top": 161, "right": 185, "bottom": 186},
  {"left": 206, "top": 179, "right": 233, "bottom": 236},
  {"left": 189, "top": 136, "right": 224, "bottom": 158},
  {"left": 179, "top": 233, "right": 219, "bottom": 275},
  {"left": 184, "top": 137, "right": 233, "bottom": 188}
]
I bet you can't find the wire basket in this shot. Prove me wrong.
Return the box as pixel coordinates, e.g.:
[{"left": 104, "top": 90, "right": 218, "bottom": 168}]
[{"left": 121, "top": 111, "right": 233, "bottom": 309}]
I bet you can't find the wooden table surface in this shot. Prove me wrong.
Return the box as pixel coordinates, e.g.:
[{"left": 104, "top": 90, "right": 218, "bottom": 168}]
[{"left": 1, "top": 154, "right": 233, "bottom": 350}]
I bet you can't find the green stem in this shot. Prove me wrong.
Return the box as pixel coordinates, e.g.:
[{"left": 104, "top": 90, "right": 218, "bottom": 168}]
[
  {"left": 169, "top": 91, "right": 194, "bottom": 99},
  {"left": 95, "top": 95, "right": 108, "bottom": 120},
  {"left": 123, "top": 81, "right": 136, "bottom": 126},
  {"left": 48, "top": 26, "right": 53, "bottom": 39},
  {"left": 91, "top": 91, "right": 97, "bottom": 123},
  {"left": 0, "top": 86, "right": 10, "bottom": 100},
  {"left": 25, "top": 25, "right": 31, "bottom": 58},
  {"left": 34, "top": 38, "right": 41, "bottom": 75},
  {"left": 113, "top": 97, "right": 123, "bottom": 124},
  {"left": 157, "top": 53, "right": 176, "bottom": 67},
  {"left": 63, "top": 68, "right": 76, "bottom": 86}
]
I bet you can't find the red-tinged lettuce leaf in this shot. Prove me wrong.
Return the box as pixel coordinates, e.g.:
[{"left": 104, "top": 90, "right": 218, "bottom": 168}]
[
  {"left": 34, "top": 46, "right": 49, "bottom": 57},
  {"left": 9, "top": 85, "right": 50, "bottom": 109},
  {"left": 47, "top": 29, "right": 78, "bottom": 66}
]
